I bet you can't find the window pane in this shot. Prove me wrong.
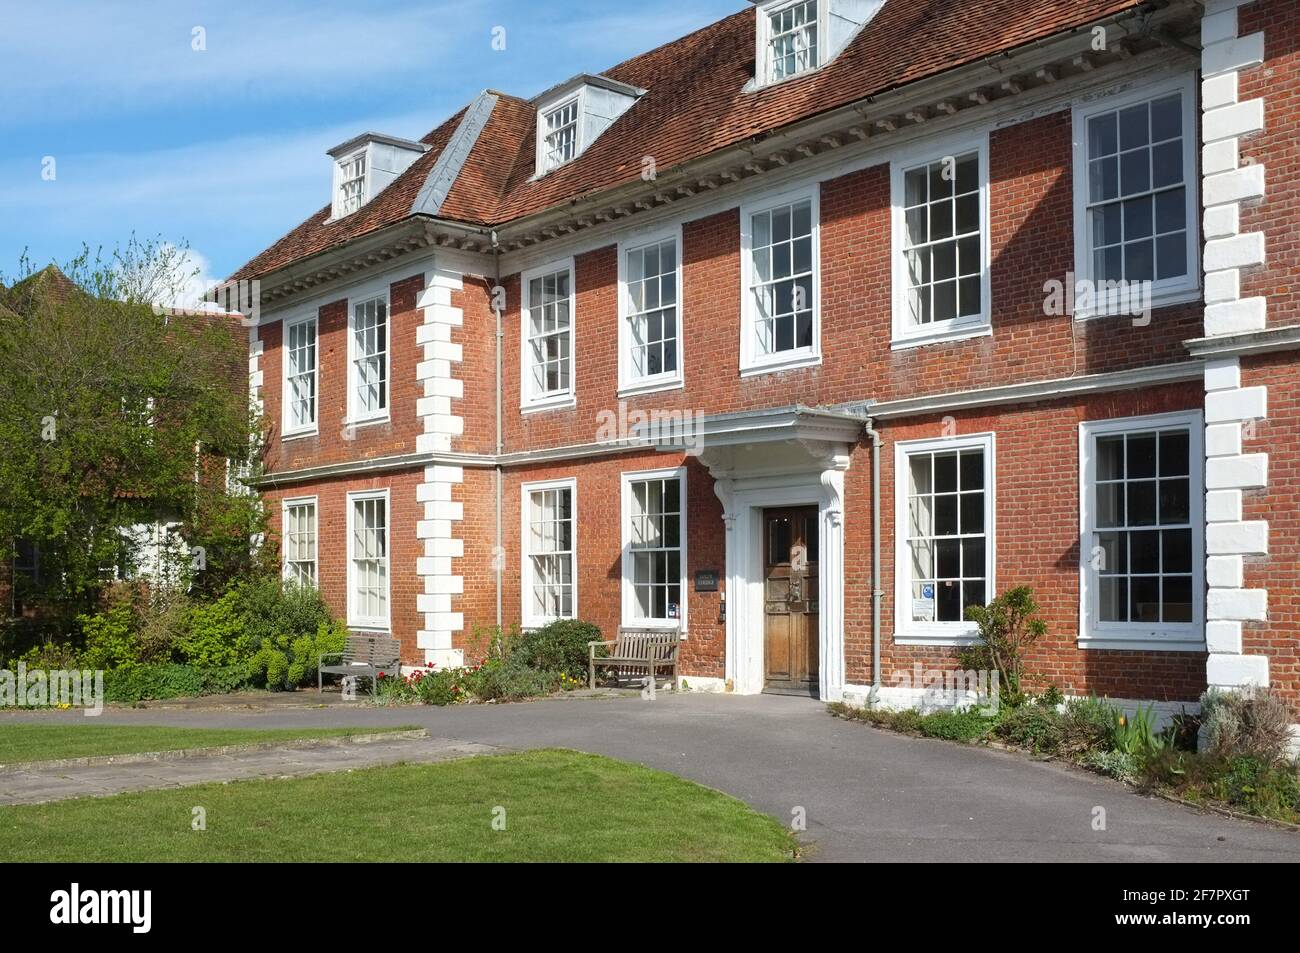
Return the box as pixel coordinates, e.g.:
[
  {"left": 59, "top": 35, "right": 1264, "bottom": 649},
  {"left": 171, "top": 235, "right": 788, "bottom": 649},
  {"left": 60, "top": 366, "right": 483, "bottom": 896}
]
[{"left": 1089, "top": 424, "right": 1196, "bottom": 631}]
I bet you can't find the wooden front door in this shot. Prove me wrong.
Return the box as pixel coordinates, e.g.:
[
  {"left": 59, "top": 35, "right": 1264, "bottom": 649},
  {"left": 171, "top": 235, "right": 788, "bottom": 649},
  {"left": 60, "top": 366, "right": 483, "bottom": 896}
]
[{"left": 763, "top": 506, "right": 819, "bottom": 695}]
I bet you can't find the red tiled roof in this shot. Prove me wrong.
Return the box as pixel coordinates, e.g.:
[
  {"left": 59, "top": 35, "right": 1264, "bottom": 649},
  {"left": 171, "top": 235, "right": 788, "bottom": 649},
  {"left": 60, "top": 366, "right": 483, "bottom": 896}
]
[{"left": 234, "top": 0, "right": 1144, "bottom": 281}]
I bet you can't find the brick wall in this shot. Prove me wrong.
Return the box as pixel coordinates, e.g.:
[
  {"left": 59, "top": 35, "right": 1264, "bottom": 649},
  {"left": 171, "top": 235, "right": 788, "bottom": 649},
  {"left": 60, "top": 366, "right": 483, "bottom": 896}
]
[
  {"left": 1240, "top": 0, "right": 1300, "bottom": 328},
  {"left": 496, "top": 113, "right": 1202, "bottom": 456},
  {"left": 261, "top": 270, "right": 428, "bottom": 474},
  {"left": 1241, "top": 352, "right": 1300, "bottom": 713},
  {"left": 479, "top": 451, "right": 727, "bottom": 677},
  {"left": 864, "top": 381, "right": 1209, "bottom": 702},
  {"left": 262, "top": 468, "right": 425, "bottom": 661}
]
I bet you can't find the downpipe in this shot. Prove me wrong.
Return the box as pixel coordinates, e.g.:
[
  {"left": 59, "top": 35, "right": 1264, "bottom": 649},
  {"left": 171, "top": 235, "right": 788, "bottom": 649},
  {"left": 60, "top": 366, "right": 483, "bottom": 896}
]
[
  {"left": 865, "top": 417, "right": 883, "bottom": 689},
  {"left": 491, "top": 230, "right": 504, "bottom": 631}
]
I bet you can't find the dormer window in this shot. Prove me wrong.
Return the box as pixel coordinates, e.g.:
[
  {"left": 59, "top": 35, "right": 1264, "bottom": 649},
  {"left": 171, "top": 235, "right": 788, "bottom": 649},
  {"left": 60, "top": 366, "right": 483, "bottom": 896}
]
[
  {"left": 753, "top": 0, "right": 886, "bottom": 87},
  {"left": 336, "top": 151, "right": 367, "bottom": 217},
  {"left": 327, "top": 133, "right": 428, "bottom": 220},
  {"left": 542, "top": 99, "right": 580, "bottom": 171},
  {"left": 768, "top": 0, "right": 819, "bottom": 80},
  {"left": 534, "top": 74, "right": 644, "bottom": 177}
]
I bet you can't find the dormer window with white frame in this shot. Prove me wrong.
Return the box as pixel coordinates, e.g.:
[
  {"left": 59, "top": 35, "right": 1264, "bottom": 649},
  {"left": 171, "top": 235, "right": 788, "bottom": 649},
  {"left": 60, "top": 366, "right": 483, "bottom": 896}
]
[
  {"left": 534, "top": 75, "right": 644, "bottom": 176},
  {"left": 753, "top": 0, "right": 886, "bottom": 88},
  {"left": 336, "top": 151, "right": 367, "bottom": 217},
  {"left": 768, "top": 0, "right": 820, "bottom": 81},
  {"left": 327, "top": 133, "right": 428, "bottom": 220},
  {"left": 542, "top": 99, "right": 580, "bottom": 171}
]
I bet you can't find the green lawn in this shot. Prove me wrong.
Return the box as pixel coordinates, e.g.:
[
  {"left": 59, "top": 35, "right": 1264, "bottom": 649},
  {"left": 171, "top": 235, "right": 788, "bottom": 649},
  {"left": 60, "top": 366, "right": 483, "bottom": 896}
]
[
  {"left": 0, "top": 723, "right": 412, "bottom": 765},
  {"left": 0, "top": 749, "right": 796, "bottom": 862}
]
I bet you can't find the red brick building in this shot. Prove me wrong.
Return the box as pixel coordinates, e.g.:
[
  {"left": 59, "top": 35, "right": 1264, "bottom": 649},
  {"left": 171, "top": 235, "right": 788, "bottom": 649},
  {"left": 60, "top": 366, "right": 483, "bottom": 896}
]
[{"left": 234, "top": 0, "right": 1299, "bottom": 730}]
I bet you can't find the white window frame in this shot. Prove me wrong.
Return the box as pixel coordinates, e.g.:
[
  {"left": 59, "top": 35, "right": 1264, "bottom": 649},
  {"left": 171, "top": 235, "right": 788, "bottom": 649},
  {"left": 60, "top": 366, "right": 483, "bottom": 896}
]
[
  {"left": 333, "top": 148, "right": 368, "bottom": 219},
  {"left": 1078, "top": 411, "right": 1204, "bottom": 651},
  {"left": 890, "top": 134, "right": 993, "bottom": 349},
  {"left": 346, "top": 288, "right": 390, "bottom": 426},
  {"left": 282, "top": 496, "right": 318, "bottom": 588},
  {"left": 282, "top": 312, "right": 318, "bottom": 438},
  {"left": 756, "top": 0, "right": 826, "bottom": 86},
  {"left": 347, "top": 488, "right": 390, "bottom": 631},
  {"left": 537, "top": 94, "right": 582, "bottom": 175},
  {"left": 617, "top": 225, "right": 685, "bottom": 396},
  {"left": 894, "top": 432, "right": 996, "bottom": 646},
  {"left": 520, "top": 478, "right": 578, "bottom": 628},
  {"left": 1071, "top": 72, "right": 1201, "bottom": 319},
  {"left": 620, "top": 467, "right": 689, "bottom": 632},
  {"left": 520, "top": 258, "right": 577, "bottom": 412},
  {"left": 739, "top": 184, "right": 822, "bottom": 376}
]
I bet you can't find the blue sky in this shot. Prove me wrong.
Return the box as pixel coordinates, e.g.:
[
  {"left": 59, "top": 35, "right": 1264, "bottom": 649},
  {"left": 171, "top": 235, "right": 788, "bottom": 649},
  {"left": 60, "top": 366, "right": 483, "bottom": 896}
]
[{"left": 0, "top": 0, "right": 746, "bottom": 291}]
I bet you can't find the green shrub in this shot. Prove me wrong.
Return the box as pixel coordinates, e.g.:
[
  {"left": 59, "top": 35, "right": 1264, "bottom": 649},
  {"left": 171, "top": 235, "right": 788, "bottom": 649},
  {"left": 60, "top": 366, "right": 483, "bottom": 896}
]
[
  {"left": 1036, "top": 684, "right": 1065, "bottom": 708},
  {"left": 201, "top": 665, "right": 252, "bottom": 696},
  {"left": 103, "top": 664, "right": 201, "bottom": 703},
  {"left": 1210, "top": 756, "right": 1300, "bottom": 821},
  {"left": 1112, "top": 703, "right": 1168, "bottom": 758},
  {"left": 136, "top": 591, "right": 191, "bottom": 663},
  {"left": 12, "top": 638, "right": 81, "bottom": 670},
  {"left": 1062, "top": 695, "right": 1118, "bottom": 754},
  {"left": 77, "top": 602, "right": 139, "bottom": 670},
  {"left": 180, "top": 590, "right": 250, "bottom": 667},
  {"left": 996, "top": 705, "right": 1065, "bottom": 753},
  {"left": 1082, "top": 749, "right": 1140, "bottom": 783},
  {"left": 889, "top": 709, "right": 924, "bottom": 733},
  {"left": 102, "top": 663, "right": 250, "bottom": 703},
  {"left": 234, "top": 578, "right": 333, "bottom": 653},
  {"left": 510, "top": 620, "right": 602, "bottom": 678},
  {"left": 1200, "top": 688, "right": 1293, "bottom": 766},
  {"left": 476, "top": 659, "right": 563, "bottom": 701},
  {"left": 918, "top": 708, "right": 995, "bottom": 742},
  {"left": 286, "top": 621, "right": 348, "bottom": 687},
  {"left": 960, "top": 586, "right": 1047, "bottom": 706}
]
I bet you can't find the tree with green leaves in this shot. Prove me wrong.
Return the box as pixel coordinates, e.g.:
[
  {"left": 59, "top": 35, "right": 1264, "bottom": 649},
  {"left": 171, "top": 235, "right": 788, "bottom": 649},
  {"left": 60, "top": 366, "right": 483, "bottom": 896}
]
[{"left": 0, "top": 239, "right": 269, "bottom": 645}]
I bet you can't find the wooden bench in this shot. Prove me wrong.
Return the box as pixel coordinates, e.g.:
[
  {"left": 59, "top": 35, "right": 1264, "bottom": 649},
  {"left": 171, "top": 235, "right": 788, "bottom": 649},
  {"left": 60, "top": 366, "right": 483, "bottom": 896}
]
[
  {"left": 318, "top": 633, "right": 402, "bottom": 694},
  {"left": 588, "top": 628, "right": 680, "bottom": 694}
]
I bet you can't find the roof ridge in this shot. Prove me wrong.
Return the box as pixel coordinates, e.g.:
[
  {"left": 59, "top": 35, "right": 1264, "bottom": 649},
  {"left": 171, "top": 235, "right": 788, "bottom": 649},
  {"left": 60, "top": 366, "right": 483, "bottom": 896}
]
[{"left": 410, "top": 90, "right": 500, "bottom": 218}]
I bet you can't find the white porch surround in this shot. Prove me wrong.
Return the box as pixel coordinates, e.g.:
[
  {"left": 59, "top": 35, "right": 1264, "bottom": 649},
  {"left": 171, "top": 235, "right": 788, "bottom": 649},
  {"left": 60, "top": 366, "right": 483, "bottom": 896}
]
[
  {"left": 697, "top": 407, "right": 863, "bottom": 701},
  {"left": 414, "top": 267, "right": 467, "bottom": 667},
  {"left": 1199, "top": 0, "right": 1271, "bottom": 691}
]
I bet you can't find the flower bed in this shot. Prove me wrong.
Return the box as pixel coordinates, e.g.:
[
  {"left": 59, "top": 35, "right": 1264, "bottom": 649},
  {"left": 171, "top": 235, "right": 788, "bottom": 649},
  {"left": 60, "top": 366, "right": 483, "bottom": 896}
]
[
  {"left": 372, "top": 619, "right": 601, "bottom": 706},
  {"left": 829, "top": 688, "right": 1300, "bottom": 827}
]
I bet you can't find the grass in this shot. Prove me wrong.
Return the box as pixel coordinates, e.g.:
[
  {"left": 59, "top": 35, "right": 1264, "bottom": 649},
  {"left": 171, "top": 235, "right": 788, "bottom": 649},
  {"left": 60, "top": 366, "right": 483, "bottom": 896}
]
[
  {"left": 0, "top": 723, "right": 413, "bottom": 765},
  {"left": 0, "top": 749, "right": 796, "bottom": 862}
]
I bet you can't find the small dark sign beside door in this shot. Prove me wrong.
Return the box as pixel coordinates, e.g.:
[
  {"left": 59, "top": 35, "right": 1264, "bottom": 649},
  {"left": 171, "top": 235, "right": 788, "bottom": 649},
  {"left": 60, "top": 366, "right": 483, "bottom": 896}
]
[{"left": 694, "top": 569, "right": 719, "bottom": 592}]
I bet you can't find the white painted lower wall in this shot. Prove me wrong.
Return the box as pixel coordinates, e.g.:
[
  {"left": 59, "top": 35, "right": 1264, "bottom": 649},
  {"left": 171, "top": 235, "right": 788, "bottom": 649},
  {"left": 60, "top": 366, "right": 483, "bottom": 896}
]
[
  {"left": 841, "top": 683, "right": 1201, "bottom": 731},
  {"left": 676, "top": 676, "right": 727, "bottom": 693}
]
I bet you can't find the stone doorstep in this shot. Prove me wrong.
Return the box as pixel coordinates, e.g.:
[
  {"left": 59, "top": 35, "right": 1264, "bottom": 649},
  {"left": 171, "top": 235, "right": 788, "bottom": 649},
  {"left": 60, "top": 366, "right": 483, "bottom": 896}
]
[{"left": 0, "top": 728, "right": 429, "bottom": 775}]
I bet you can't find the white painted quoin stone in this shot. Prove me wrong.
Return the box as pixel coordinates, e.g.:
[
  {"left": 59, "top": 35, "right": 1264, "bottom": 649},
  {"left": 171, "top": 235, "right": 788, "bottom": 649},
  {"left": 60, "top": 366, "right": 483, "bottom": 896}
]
[
  {"left": 1199, "top": 0, "right": 1270, "bottom": 692},
  {"left": 414, "top": 268, "right": 467, "bottom": 668}
]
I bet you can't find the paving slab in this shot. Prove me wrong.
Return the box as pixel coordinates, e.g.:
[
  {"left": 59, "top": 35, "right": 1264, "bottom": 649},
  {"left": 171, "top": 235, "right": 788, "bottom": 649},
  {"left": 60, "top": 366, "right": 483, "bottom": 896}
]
[{"left": 0, "top": 734, "right": 502, "bottom": 806}]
